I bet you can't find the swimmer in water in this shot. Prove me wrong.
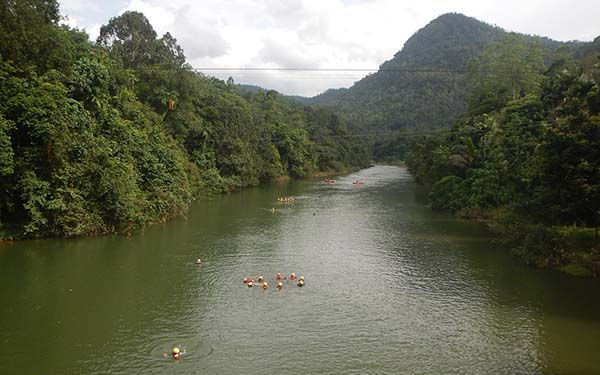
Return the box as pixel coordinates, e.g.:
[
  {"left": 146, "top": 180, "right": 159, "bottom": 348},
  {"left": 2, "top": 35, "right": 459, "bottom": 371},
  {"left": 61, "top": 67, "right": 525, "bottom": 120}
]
[
  {"left": 172, "top": 347, "right": 181, "bottom": 359},
  {"left": 276, "top": 273, "right": 283, "bottom": 280},
  {"left": 289, "top": 273, "right": 297, "bottom": 281}
]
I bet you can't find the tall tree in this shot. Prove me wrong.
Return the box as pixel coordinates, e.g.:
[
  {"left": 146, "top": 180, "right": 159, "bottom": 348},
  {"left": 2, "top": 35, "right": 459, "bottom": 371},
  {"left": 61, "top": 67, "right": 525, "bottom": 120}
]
[
  {"left": 537, "top": 66, "right": 600, "bottom": 232},
  {"left": 0, "top": 0, "right": 86, "bottom": 74},
  {"left": 97, "top": 11, "right": 158, "bottom": 68},
  {"left": 468, "top": 33, "right": 545, "bottom": 114}
]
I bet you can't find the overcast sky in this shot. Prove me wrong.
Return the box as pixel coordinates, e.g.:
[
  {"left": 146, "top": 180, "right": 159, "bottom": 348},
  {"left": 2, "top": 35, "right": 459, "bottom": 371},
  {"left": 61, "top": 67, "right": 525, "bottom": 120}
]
[{"left": 60, "top": 0, "right": 600, "bottom": 97}]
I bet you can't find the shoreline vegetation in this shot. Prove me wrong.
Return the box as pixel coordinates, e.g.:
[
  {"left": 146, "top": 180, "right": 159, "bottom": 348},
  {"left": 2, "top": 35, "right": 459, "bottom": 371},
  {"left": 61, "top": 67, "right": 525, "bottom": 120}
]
[
  {"left": 462, "top": 208, "right": 598, "bottom": 277},
  {"left": 0, "top": 4, "right": 369, "bottom": 241},
  {"left": 398, "top": 34, "right": 600, "bottom": 277},
  {"left": 0, "top": 168, "right": 356, "bottom": 243}
]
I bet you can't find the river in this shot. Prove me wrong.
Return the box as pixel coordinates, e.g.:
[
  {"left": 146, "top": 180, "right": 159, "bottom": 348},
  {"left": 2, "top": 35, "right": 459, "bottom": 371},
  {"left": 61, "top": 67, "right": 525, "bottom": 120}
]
[{"left": 0, "top": 166, "right": 599, "bottom": 374}]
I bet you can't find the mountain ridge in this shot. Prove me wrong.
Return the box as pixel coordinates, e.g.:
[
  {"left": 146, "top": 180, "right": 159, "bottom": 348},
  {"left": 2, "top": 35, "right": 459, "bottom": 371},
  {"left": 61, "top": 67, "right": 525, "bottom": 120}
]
[{"left": 295, "top": 13, "right": 591, "bottom": 132}]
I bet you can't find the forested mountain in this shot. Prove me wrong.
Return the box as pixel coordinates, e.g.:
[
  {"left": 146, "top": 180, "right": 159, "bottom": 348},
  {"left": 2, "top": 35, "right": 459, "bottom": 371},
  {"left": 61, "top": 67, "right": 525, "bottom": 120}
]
[
  {"left": 404, "top": 30, "right": 600, "bottom": 275},
  {"left": 237, "top": 83, "right": 266, "bottom": 94},
  {"left": 0, "top": 2, "right": 368, "bottom": 239},
  {"left": 304, "top": 13, "right": 569, "bottom": 132}
]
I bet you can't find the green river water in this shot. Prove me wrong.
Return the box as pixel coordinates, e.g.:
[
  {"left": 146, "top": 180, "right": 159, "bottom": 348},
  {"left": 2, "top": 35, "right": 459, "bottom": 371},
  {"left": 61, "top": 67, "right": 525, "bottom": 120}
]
[{"left": 0, "top": 166, "right": 599, "bottom": 374}]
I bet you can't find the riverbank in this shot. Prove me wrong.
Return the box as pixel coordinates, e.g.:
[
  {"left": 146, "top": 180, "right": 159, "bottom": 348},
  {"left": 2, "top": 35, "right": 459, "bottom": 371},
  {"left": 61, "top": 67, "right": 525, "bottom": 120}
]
[
  {"left": 457, "top": 207, "right": 600, "bottom": 277},
  {"left": 371, "top": 160, "right": 405, "bottom": 167},
  {"left": 310, "top": 166, "right": 366, "bottom": 178},
  {"left": 0, "top": 165, "right": 368, "bottom": 242}
]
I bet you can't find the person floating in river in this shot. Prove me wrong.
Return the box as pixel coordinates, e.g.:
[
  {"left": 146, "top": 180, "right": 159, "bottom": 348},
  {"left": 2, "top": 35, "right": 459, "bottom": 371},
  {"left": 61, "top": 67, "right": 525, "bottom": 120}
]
[
  {"left": 289, "top": 273, "right": 297, "bottom": 281},
  {"left": 276, "top": 273, "right": 283, "bottom": 281},
  {"left": 195, "top": 258, "right": 202, "bottom": 265},
  {"left": 277, "top": 281, "right": 283, "bottom": 289},
  {"left": 172, "top": 347, "right": 181, "bottom": 359}
]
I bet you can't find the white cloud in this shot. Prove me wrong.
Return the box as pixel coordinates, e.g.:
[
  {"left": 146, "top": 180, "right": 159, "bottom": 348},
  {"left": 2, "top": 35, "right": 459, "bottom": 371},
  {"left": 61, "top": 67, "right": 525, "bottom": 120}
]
[
  {"left": 60, "top": 15, "right": 79, "bottom": 29},
  {"left": 60, "top": 0, "right": 600, "bottom": 96},
  {"left": 120, "top": 0, "right": 175, "bottom": 31},
  {"left": 86, "top": 24, "right": 102, "bottom": 41}
]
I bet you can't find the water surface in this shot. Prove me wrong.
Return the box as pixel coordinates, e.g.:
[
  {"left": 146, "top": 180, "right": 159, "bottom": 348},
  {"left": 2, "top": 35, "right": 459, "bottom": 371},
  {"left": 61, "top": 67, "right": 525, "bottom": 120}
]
[{"left": 1, "top": 166, "right": 599, "bottom": 374}]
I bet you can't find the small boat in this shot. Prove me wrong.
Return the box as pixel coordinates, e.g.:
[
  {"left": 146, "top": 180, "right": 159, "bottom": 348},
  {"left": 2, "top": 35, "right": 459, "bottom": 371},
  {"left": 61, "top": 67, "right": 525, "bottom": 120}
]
[{"left": 324, "top": 178, "right": 336, "bottom": 184}]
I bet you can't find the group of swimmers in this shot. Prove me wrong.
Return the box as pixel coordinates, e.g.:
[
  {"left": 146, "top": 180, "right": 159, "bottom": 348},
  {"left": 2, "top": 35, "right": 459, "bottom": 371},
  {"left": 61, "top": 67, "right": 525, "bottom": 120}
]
[
  {"left": 277, "top": 196, "right": 295, "bottom": 203},
  {"left": 243, "top": 272, "right": 305, "bottom": 289}
]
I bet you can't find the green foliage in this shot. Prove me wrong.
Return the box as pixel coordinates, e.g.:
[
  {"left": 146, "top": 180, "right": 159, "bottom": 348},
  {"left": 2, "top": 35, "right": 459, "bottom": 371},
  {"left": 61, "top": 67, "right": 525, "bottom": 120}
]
[
  {"left": 536, "top": 67, "right": 600, "bottom": 228},
  {"left": 405, "top": 36, "right": 600, "bottom": 274},
  {"left": 0, "top": 115, "right": 14, "bottom": 176},
  {"left": 307, "top": 13, "right": 561, "bottom": 134},
  {"left": 97, "top": 11, "right": 158, "bottom": 69},
  {"left": 0, "top": 8, "right": 367, "bottom": 239},
  {"left": 0, "top": 0, "right": 89, "bottom": 75},
  {"left": 467, "top": 34, "right": 545, "bottom": 114},
  {"left": 372, "top": 135, "right": 409, "bottom": 163},
  {"left": 67, "top": 57, "right": 110, "bottom": 107},
  {"left": 430, "top": 176, "right": 465, "bottom": 211},
  {"left": 560, "top": 264, "right": 593, "bottom": 277}
]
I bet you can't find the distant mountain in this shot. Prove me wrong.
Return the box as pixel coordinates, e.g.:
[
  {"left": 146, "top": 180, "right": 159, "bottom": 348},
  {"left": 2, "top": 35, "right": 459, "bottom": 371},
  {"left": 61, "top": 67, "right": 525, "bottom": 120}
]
[
  {"left": 237, "top": 83, "right": 267, "bottom": 93},
  {"left": 303, "top": 87, "right": 347, "bottom": 105},
  {"left": 303, "top": 13, "right": 573, "bottom": 132},
  {"left": 238, "top": 84, "right": 332, "bottom": 106},
  {"left": 285, "top": 94, "right": 313, "bottom": 105},
  {"left": 573, "top": 36, "right": 600, "bottom": 73}
]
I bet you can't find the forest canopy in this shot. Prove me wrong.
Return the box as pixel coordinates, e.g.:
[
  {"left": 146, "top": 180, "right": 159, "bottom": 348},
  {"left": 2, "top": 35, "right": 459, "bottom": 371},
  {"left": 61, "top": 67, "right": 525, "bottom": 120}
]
[
  {"left": 0, "top": 3, "right": 369, "bottom": 239},
  {"left": 404, "top": 34, "right": 600, "bottom": 274}
]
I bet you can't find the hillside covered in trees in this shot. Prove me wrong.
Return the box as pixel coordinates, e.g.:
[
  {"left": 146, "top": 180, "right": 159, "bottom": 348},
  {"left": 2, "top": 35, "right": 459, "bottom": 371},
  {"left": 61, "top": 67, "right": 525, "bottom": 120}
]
[
  {"left": 405, "top": 33, "right": 600, "bottom": 276},
  {"left": 0, "top": 1, "right": 369, "bottom": 239},
  {"left": 303, "top": 13, "right": 579, "bottom": 133}
]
